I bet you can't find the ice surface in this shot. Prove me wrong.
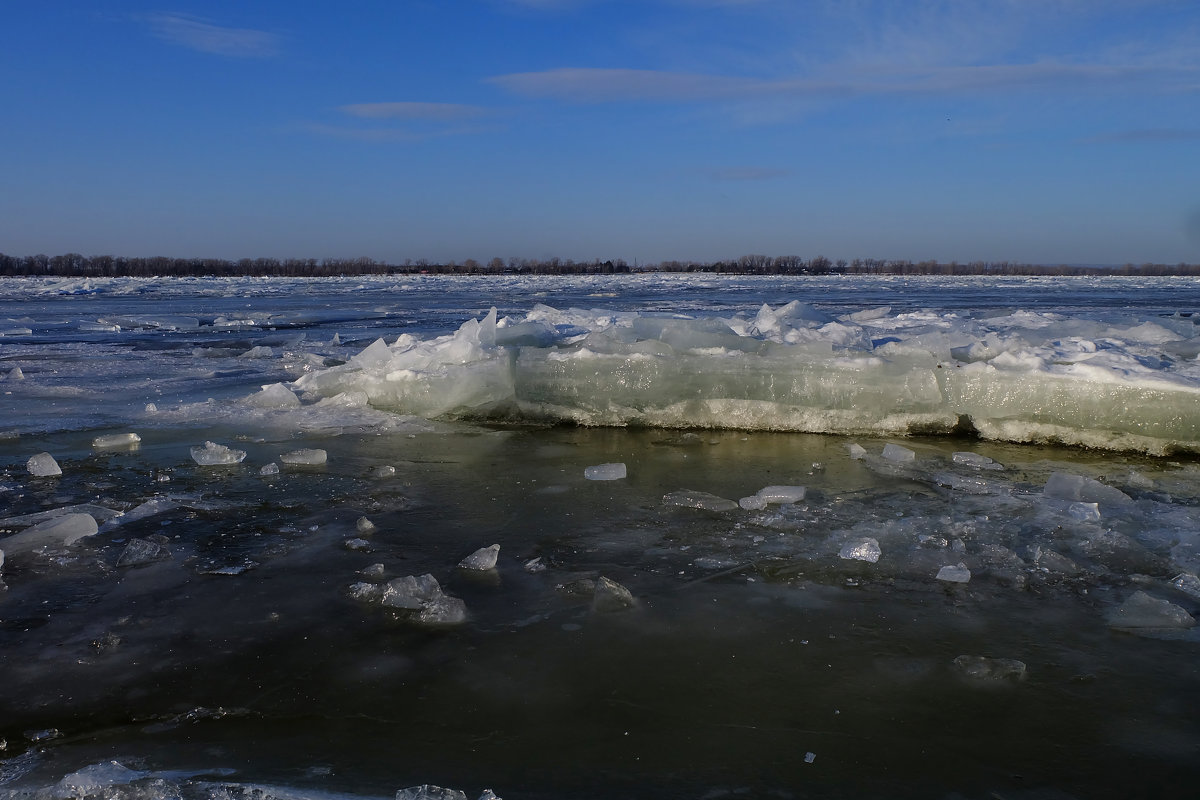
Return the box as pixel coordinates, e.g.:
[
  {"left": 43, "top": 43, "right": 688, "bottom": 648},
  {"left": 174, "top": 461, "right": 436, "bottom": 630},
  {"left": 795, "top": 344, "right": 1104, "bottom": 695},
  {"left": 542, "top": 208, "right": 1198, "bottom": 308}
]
[
  {"left": 881, "top": 443, "right": 916, "bottom": 462},
  {"left": 584, "top": 462, "right": 627, "bottom": 480},
  {"left": 458, "top": 544, "right": 500, "bottom": 571},
  {"left": 1, "top": 512, "right": 99, "bottom": 553},
  {"left": 27, "top": 452, "right": 62, "bottom": 477},
  {"left": 246, "top": 383, "right": 301, "bottom": 408},
  {"left": 593, "top": 575, "right": 637, "bottom": 612},
  {"left": 6, "top": 366, "right": 25, "bottom": 380},
  {"left": 116, "top": 537, "right": 171, "bottom": 567},
  {"left": 260, "top": 463, "right": 280, "bottom": 475},
  {"left": 288, "top": 300, "right": 1200, "bottom": 454},
  {"left": 280, "top": 448, "right": 327, "bottom": 465},
  {"left": 356, "top": 516, "right": 377, "bottom": 533},
  {"left": 190, "top": 441, "right": 247, "bottom": 466},
  {"left": 952, "top": 655, "right": 1028, "bottom": 681},
  {"left": 1170, "top": 572, "right": 1200, "bottom": 600},
  {"left": 663, "top": 490, "right": 738, "bottom": 512},
  {"left": 754, "top": 485, "right": 806, "bottom": 504},
  {"left": 395, "top": 786, "right": 468, "bottom": 800},
  {"left": 92, "top": 432, "right": 141, "bottom": 449},
  {"left": 952, "top": 451, "right": 1001, "bottom": 469},
  {"left": 936, "top": 563, "right": 972, "bottom": 583},
  {"left": 371, "top": 574, "right": 468, "bottom": 626},
  {"left": 1043, "top": 472, "right": 1131, "bottom": 505},
  {"left": 739, "top": 495, "right": 769, "bottom": 510},
  {"left": 1107, "top": 590, "right": 1195, "bottom": 629},
  {"left": 55, "top": 760, "right": 148, "bottom": 798},
  {"left": 1067, "top": 502, "right": 1101, "bottom": 522},
  {"left": 839, "top": 538, "right": 882, "bottom": 563},
  {"left": 847, "top": 443, "right": 867, "bottom": 459}
]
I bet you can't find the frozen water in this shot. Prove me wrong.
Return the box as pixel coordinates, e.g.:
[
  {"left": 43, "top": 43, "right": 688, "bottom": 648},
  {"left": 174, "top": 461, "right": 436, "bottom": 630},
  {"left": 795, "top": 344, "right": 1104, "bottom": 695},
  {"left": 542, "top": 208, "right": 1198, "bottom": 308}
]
[
  {"left": 7, "top": 366, "right": 25, "bottom": 380},
  {"left": 190, "top": 441, "right": 247, "bottom": 466},
  {"left": 356, "top": 516, "right": 377, "bottom": 533},
  {"left": 1170, "top": 572, "right": 1200, "bottom": 600},
  {"left": 395, "top": 786, "right": 468, "bottom": 800},
  {"left": 91, "top": 432, "right": 141, "bottom": 449},
  {"left": 116, "top": 537, "right": 171, "bottom": 567},
  {"left": 458, "top": 544, "right": 500, "bottom": 571},
  {"left": 952, "top": 451, "right": 1001, "bottom": 469},
  {"left": 260, "top": 463, "right": 280, "bottom": 475},
  {"left": 27, "top": 452, "right": 62, "bottom": 477},
  {"left": 1044, "top": 472, "right": 1131, "bottom": 505},
  {"left": 55, "top": 760, "right": 148, "bottom": 798},
  {"left": 881, "top": 443, "right": 916, "bottom": 462},
  {"left": 739, "top": 495, "right": 769, "bottom": 510},
  {"left": 584, "top": 462, "right": 627, "bottom": 480},
  {"left": 936, "top": 563, "right": 972, "bottom": 583},
  {"left": 280, "top": 448, "right": 327, "bottom": 465},
  {"left": 371, "top": 574, "right": 468, "bottom": 626},
  {"left": 753, "top": 485, "right": 806, "bottom": 504},
  {"left": 839, "top": 538, "right": 882, "bottom": 563},
  {"left": 1, "top": 512, "right": 99, "bottom": 553},
  {"left": 1067, "top": 502, "right": 1101, "bottom": 522},
  {"left": 663, "top": 490, "right": 738, "bottom": 512},
  {"left": 847, "top": 443, "right": 867, "bottom": 459},
  {"left": 245, "top": 383, "right": 301, "bottom": 408},
  {"left": 1107, "top": 590, "right": 1195, "bottom": 629},
  {"left": 952, "top": 655, "right": 1028, "bottom": 681},
  {"left": 593, "top": 575, "right": 637, "bottom": 612}
]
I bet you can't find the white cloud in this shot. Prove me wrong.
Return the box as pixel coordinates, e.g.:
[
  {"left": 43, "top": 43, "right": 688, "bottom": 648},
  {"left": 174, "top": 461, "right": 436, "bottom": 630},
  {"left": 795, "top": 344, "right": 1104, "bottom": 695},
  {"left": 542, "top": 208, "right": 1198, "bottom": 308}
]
[
  {"left": 338, "top": 102, "right": 490, "bottom": 121},
  {"left": 143, "top": 13, "right": 281, "bottom": 58}
]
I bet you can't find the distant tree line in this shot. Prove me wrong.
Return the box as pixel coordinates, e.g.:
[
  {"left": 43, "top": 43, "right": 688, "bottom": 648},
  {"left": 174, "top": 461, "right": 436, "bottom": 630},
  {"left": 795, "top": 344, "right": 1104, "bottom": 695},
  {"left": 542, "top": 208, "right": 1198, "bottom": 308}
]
[{"left": 2, "top": 251, "right": 1198, "bottom": 278}]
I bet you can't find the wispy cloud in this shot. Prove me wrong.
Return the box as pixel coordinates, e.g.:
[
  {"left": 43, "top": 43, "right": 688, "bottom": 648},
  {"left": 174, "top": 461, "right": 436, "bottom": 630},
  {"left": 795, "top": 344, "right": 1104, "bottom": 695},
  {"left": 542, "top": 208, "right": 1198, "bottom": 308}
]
[
  {"left": 488, "top": 62, "right": 1192, "bottom": 104},
  {"left": 338, "top": 102, "right": 490, "bottom": 121},
  {"left": 143, "top": 13, "right": 281, "bottom": 58}
]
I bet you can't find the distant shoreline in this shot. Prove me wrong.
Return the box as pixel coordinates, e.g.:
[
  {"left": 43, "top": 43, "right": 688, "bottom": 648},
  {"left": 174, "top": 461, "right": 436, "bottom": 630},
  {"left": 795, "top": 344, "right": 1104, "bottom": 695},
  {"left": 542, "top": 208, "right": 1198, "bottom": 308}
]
[{"left": 2, "top": 252, "right": 1198, "bottom": 278}]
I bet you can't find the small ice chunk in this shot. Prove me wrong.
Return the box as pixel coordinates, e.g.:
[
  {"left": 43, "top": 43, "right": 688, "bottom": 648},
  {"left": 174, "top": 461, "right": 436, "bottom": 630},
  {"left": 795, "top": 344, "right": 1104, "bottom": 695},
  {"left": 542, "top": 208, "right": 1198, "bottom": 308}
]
[
  {"left": 804, "top": 752, "right": 816, "bottom": 764},
  {"left": 952, "top": 655, "right": 1027, "bottom": 681},
  {"left": 239, "top": 345, "right": 273, "bottom": 359},
  {"left": 755, "top": 485, "right": 806, "bottom": 504},
  {"left": 344, "top": 538, "right": 371, "bottom": 551},
  {"left": 1108, "top": 590, "right": 1195, "bottom": 629},
  {"left": 116, "top": 537, "right": 170, "bottom": 567},
  {"left": 739, "top": 495, "right": 768, "bottom": 511},
  {"left": 1067, "top": 502, "right": 1101, "bottom": 522},
  {"left": 839, "top": 538, "right": 882, "bottom": 563},
  {"left": 356, "top": 516, "right": 377, "bottom": 533},
  {"left": 6, "top": 366, "right": 25, "bottom": 380},
  {"left": 952, "top": 451, "right": 1000, "bottom": 469},
  {"left": 260, "top": 463, "right": 280, "bottom": 476},
  {"left": 372, "top": 465, "right": 397, "bottom": 478},
  {"left": 847, "top": 443, "right": 867, "bottom": 460},
  {"left": 378, "top": 574, "right": 468, "bottom": 626},
  {"left": 361, "top": 563, "right": 386, "bottom": 579},
  {"left": 280, "top": 448, "right": 327, "bottom": 465},
  {"left": 191, "top": 441, "right": 246, "bottom": 466},
  {"left": 478, "top": 791, "right": 502, "bottom": 800},
  {"left": 57, "top": 761, "right": 147, "bottom": 797},
  {"left": 348, "top": 582, "right": 383, "bottom": 602},
  {"left": 395, "top": 786, "right": 468, "bottom": 800},
  {"left": 245, "top": 382, "right": 300, "bottom": 408},
  {"left": 584, "top": 462, "right": 627, "bottom": 480},
  {"left": 524, "top": 557, "right": 547, "bottom": 573},
  {"left": 92, "top": 432, "right": 141, "bottom": 449},
  {"left": 27, "top": 452, "right": 62, "bottom": 477},
  {"left": 936, "top": 563, "right": 972, "bottom": 583},
  {"left": 882, "top": 443, "right": 916, "bottom": 462},
  {"left": 663, "top": 490, "right": 738, "bottom": 512},
  {"left": 1170, "top": 572, "right": 1200, "bottom": 600},
  {"left": 458, "top": 544, "right": 500, "bottom": 571},
  {"left": 592, "top": 575, "right": 636, "bottom": 612},
  {"left": 417, "top": 595, "right": 468, "bottom": 626},
  {"left": 145, "top": 402, "right": 158, "bottom": 412},
  {"left": 1043, "top": 472, "right": 1131, "bottom": 505}
]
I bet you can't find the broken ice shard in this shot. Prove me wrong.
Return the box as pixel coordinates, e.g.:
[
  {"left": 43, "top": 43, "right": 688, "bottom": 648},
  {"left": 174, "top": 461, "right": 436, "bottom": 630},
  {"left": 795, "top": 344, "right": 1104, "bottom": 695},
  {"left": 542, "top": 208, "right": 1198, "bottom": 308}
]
[
  {"left": 92, "top": 432, "right": 141, "bottom": 449},
  {"left": 584, "top": 462, "right": 627, "bottom": 480},
  {"left": 1043, "top": 472, "right": 1131, "bottom": 505},
  {"left": 952, "top": 451, "right": 1001, "bottom": 469},
  {"left": 1170, "top": 572, "right": 1200, "bottom": 600},
  {"left": 116, "top": 537, "right": 170, "bottom": 567},
  {"left": 663, "top": 490, "right": 738, "bottom": 512},
  {"left": 245, "top": 382, "right": 300, "bottom": 408},
  {"left": 281, "top": 448, "right": 327, "bottom": 465},
  {"left": 27, "top": 452, "right": 61, "bottom": 477},
  {"left": 882, "top": 443, "right": 916, "bottom": 462},
  {"left": 1, "top": 512, "right": 99, "bottom": 553},
  {"left": 190, "top": 441, "right": 246, "bottom": 466},
  {"left": 356, "top": 516, "right": 377, "bottom": 533},
  {"left": 847, "top": 443, "right": 867, "bottom": 460},
  {"left": 936, "top": 563, "right": 972, "bottom": 583},
  {"left": 1107, "top": 590, "right": 1195, "bottom": 629},
  {"left": 458, "top": 544, "right": 500, "bottom": 571},
  {"left": 376, "top": 574, "right": 468, "bottom": 627},
  {"left": 754, "top": 485, "right": 806, "bottom": 504},
  {"left": 839, "top": 538, "right": 882, "bottom": 563},
  {"left": 592, "top": 575, "right": 636, "bottom": 613},
  {"left": 395, "top": 786, "right": 468, "bottom": 800}
]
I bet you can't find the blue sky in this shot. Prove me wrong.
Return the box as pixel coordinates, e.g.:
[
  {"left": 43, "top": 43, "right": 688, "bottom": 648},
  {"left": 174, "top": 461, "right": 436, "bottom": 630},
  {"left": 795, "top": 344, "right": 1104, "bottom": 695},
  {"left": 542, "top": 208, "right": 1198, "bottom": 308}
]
[{"left": 2, "top": 0, "right": 1199, "bottom": 265}]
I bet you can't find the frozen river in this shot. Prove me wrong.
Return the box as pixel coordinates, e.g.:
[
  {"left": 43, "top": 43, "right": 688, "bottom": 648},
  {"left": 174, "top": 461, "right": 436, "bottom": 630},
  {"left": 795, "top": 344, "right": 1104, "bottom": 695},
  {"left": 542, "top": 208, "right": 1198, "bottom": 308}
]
[{"left": 2, "top": 274, "right": 1200, "bottom": 799}]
